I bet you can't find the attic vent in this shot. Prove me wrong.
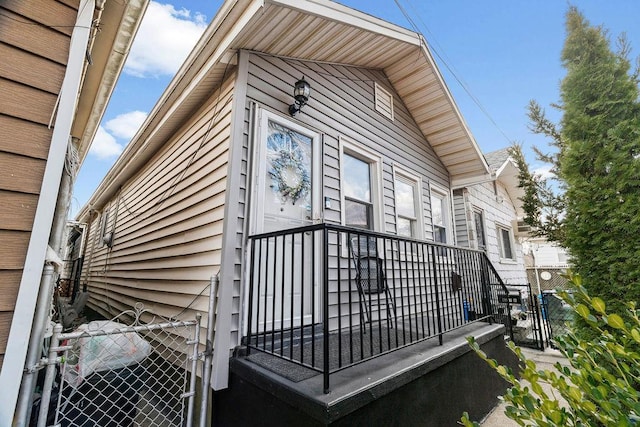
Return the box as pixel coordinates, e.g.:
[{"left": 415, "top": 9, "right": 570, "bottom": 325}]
[{"left": 374, "top": 83, "right": 394, "bottom": 121}]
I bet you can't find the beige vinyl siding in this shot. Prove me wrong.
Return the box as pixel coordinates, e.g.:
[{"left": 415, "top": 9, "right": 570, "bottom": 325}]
[
  {"left": 453, "top": 188, "right": 470, "bottom": 248},
  {"left": 0, "top": 0, "right": 75, "bottom": 367},
  {"left": 82, "top": 74, "right": 236, "bottom": 334},
  {"left": 244, "top": 53, "right": 451, "bottom": 334},
  {"left": 246, "top": 52, "right": 450, "bottom": 231}
]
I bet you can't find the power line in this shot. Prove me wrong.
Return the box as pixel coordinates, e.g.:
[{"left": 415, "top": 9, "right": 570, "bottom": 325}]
[{"left": 394, "top": 0, "right": 514, "bottom": 145}]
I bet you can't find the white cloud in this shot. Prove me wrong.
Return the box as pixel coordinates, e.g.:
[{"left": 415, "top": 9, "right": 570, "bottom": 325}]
[
  {"left": 90, "top": 126, "right": 123, "bottom": 159},
  {"left": 532, "top": 165, "right": 554, "bottom": 180},
  {"left": 124, "top": 1, "right": 207, "bottom": 78},
  {"left": 104, "top": 110, "right": 148, "bottom": 139}
]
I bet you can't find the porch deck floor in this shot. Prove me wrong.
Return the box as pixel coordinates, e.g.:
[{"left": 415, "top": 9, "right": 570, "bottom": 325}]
[
  {"left": 246, "top": 314, "right": 449, "bottom": 382},
  {"left": 233, "top": 321, "right": 506, "bottom": 423}
]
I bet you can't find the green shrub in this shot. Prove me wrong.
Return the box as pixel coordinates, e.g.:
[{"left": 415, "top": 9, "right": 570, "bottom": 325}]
[{"left": 461, "top": 274, "right": 640, "bottom": 426}]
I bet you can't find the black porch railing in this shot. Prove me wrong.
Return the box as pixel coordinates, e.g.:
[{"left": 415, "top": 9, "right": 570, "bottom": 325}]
[{"left": 245, "top": 223, "right": 509, "bottom": 392}]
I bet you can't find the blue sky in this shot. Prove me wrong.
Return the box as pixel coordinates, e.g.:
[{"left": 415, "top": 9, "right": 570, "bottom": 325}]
[{"left": 71, "top": 0, "right": 640, "bottom": 216}]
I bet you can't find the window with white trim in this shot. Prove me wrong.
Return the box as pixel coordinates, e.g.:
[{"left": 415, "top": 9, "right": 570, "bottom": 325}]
[
  {"left": 497, "top": 225, "right": 515, "bottom": 260},
  {"left": 473, "top": 209, "right": 486, "bottom": 250},
  {"left": 430, "top": 188, "right": 450, "bottom": 244},
  {"left": 340, "top": 140, "right": 382, "bottom": 231},
  {"left": 394, "top": 169, "right": 422, "bottom": 238}
]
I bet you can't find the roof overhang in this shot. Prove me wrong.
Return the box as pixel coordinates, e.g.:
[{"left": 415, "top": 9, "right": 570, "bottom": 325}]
[
  {"left": 495, "top": 157, "right": 525, "bottom": 218},
  {"left": 79, "top": 0, "right": 490, "bottom": 218},
  {"left": 72, "top": 0, "right": 148, "bottom": 163}
]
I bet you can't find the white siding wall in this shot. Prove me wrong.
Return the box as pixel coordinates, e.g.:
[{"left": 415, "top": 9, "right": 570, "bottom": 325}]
[
  {"left": 81, "top": 73, "right": 236, "bottom": 337},
  {"left": 245, "top": 53, "right": 450, "bottom": 238},
  {"left": 462, "top": 181, "right": 527, "bottom": 284}
]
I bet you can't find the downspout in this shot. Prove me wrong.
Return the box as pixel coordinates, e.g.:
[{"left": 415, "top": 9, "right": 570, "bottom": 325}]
[{"left": 0, "top": 0, "right": 95, "bottom": 422}]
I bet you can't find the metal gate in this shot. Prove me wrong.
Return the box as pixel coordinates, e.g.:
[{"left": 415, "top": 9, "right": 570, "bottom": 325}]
[
  {"left": 36, "top": 306, "right": 202, "bottom": 427},
  {"left": 541, "top": 291, "right": 574, "bottom": 348},
  {"left": 492, "top": 283, "right": 546, "bottom": 350}
]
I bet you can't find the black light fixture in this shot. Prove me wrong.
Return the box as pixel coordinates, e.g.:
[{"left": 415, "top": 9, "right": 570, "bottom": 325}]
[{"left": 288, "top": 76, "right": 311, "bottom": 116}]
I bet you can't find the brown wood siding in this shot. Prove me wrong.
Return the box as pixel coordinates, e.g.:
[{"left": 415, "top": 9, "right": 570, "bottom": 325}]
[
  {"left": 0, "top": 78, "right": 60, "bottom": 126},
  {"left": 0, "top": 6, "right": 73, "bottom": 65},
  {"left": 0, "top": 1, "right": 75, "bottom": 366},
  {"left": 0, "top": 231, "right": 31, "bottom": 270},
  {"left": 82, "top": 74, "right": 236, "bottom": 331},
  {"left": 0, "top": 151, "right": 46, "bottom": 194},
  {"left": 0, "top": 271, "right": 21, "bottom": 311},
  {"left": 0, "top": 116, "right": 52, "bottom": 160},
  {"left": 0, "top": 43, "right": 66, "bottom": 95},
  {"left": 0, "top": 190, "right": 38, "bottom": 231},
  {"left": 242, "top": 53, "right": 451, "bottom": 340}
]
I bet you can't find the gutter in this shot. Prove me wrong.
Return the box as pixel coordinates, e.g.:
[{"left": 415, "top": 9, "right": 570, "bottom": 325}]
[{"left": 0, "top": 0, "right": 95, "bottom": 421}]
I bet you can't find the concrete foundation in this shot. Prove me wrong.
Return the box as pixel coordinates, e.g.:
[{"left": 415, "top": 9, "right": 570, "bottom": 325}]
[{"left": 213, "top": 324, "right": 518, "bottom": 426}]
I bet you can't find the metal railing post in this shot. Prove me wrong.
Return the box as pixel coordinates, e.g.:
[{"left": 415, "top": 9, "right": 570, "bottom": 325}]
[
  {"left": 246, "top": 238, "right": 256, "bottom": 353},
  {"left": 322, "top": 225, "right": 330, "bottom": 393},
  {"left": 430, "top": 246, "right": 443, "bottom": 345},
  {"left": 480, "top": 255, "right": 494, "bottom": 326}
]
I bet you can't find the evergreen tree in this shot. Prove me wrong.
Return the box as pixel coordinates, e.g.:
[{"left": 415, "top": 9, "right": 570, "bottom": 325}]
[{"left": 524, "top": 7, "right": 640, "bottom": 316}]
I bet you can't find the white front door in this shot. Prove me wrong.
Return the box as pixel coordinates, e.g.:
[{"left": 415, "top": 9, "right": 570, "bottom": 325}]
[{"left": 251, "top": 110, "right": 321, "bottom": 331}]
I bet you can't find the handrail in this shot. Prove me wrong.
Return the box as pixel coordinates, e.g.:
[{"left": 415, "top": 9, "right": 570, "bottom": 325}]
[{"left": 245, "top": 223, "right": 508, "bottom": 392}]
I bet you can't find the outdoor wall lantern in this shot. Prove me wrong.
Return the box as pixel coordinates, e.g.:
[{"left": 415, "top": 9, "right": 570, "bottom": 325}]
[{"left": 288, "top": 76, "right": 311, "bottom": 116}]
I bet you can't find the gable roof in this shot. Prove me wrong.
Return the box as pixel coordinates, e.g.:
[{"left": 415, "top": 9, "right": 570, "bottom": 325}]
[
  {"left": 484, "top": 147, "right": 525, "bottom": 217},
  {"left": 81, "top": 0, "right": 491, "bottom": 215},
  {"left": 485, "top": 148, "right": 511, "bottom": 172}
]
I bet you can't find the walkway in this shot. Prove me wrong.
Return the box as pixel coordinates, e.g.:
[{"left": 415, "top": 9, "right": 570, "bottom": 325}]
[{"left": 481, "top": 346, "right": 569, "bottom": 426}]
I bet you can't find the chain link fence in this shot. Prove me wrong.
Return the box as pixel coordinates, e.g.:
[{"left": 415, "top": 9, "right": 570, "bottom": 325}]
[
  {"left": 36, "top": 306, "right": 202, "bottom": 427},
  {"left": 527, "top": 267, "right": 571, "bottom": 292}
]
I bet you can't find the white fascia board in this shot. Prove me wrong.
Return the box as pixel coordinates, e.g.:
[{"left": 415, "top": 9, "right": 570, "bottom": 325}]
[
  {"left": 417, "top": 37, "right": 491, "bottom": 177},
  {"left": 0, "top": 0, "right": 95, "bottom": 418},
  {"left": 451, "top": 173, "right": 496, "bottom": 190},
  {"left": 268, "top": 0, "right": 420, "bottom": 45},
  {"left": 494, "top": 156, "right": 517, "bottom": 179}
]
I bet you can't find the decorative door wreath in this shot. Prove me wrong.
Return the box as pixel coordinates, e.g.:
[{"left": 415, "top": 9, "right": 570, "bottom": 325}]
[{"left": 267, "top": 132, "right": 311, "bottom": 205}]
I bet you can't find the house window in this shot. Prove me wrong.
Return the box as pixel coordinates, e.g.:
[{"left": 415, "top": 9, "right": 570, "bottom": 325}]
[
  {"left": 394, "top": 169, "right": 422, "bottom": 238},
  {"left": 343, "top": 154, "right": 373, "bottom": 229},
  {"left": 340, "top": 138, "right": 382, "bottom": 231},
  {"left": 430, "top": 188, "right": 450, "bottom": 244},
  {"left": 498, "top": 225, "right": 515, "bottom": 260},
  {"left": 473, "top": 210, "right": 486, "bottom": 250},
  {"left": 374, "top": 83, "right": 394, "bottom": 121}
]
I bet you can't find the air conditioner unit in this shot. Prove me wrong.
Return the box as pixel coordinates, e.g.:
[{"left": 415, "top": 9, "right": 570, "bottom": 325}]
[{"left": 512, "top": 220, "right": 533, "bottom": 237}]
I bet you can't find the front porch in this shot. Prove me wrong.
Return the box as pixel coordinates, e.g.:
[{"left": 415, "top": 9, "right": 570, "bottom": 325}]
[
  {"left": 242, "top": 224, "right": 513, "bottom": 391},
  {"left": 216, "top": 322, "right": 516, "bottom": 426},
  {"left": 214, "top": 224, "right": 520, "bottom": 424}
]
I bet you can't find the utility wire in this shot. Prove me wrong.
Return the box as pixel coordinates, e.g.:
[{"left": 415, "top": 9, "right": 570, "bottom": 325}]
[{"left": 394, "top": 0, "right": 514, "bottom": 145}]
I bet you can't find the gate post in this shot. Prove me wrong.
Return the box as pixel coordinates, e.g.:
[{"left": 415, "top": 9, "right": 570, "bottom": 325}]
[
  {"left": 37, "top": 323, "right": 62, "bottom": 427},
  {"left": 186, "top": 313, "right": 202, "bottom": 427}
]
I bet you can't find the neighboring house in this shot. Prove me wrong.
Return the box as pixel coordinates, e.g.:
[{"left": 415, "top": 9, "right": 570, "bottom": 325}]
[
  {"left": 0, "top": 0, "right": 147, "bottom": 422},
  {"left": 523, "top": 236, "right": 571, "bottom": 293},
  {"left": 70, "top": 0, "right": 519, "bottom": 424},
  {"left": 453, "top": 148, "right": 527, "bottom": 284}
]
